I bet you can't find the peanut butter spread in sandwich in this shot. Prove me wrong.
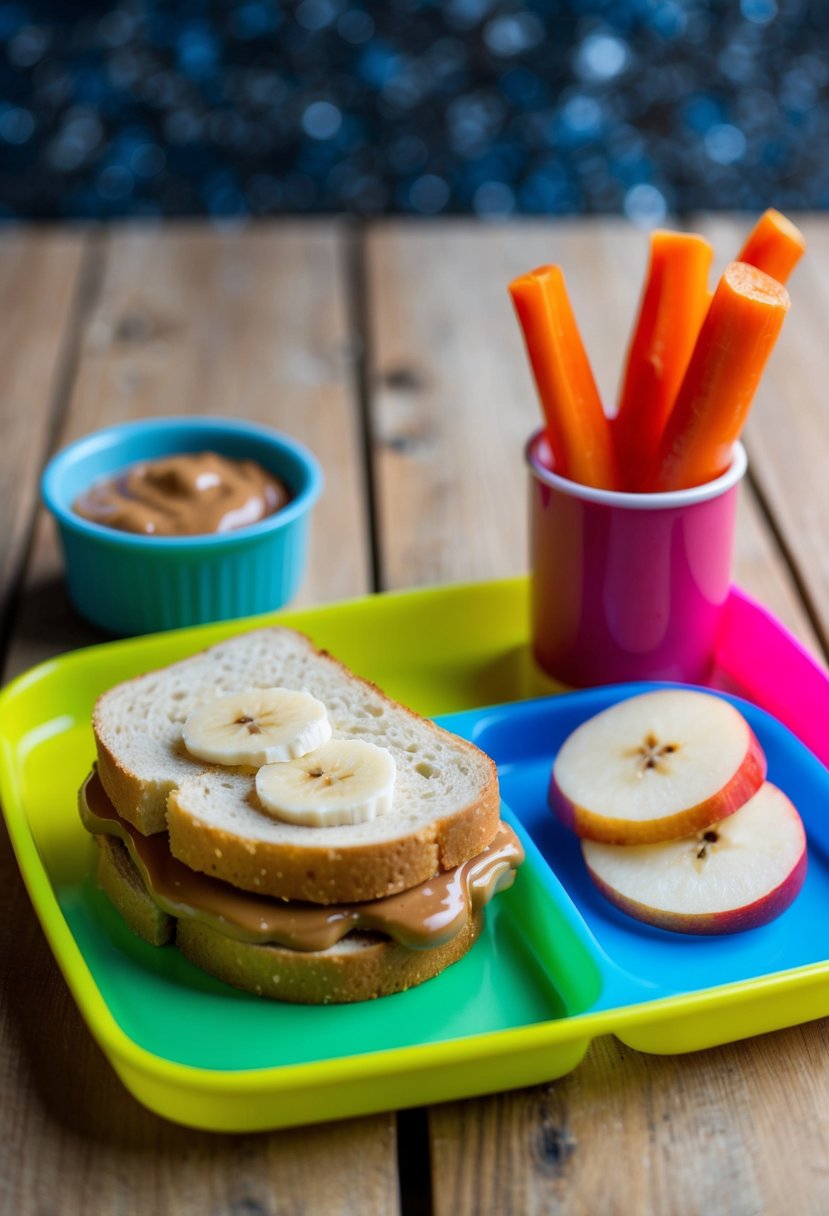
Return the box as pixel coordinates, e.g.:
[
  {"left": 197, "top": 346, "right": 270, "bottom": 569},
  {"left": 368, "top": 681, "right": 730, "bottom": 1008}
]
[
  {"left": 73, "top": 451, "right": 290, "bottom": 536},
  {"left": 80, "top": 771, "right": 524, "bottom": 952}
]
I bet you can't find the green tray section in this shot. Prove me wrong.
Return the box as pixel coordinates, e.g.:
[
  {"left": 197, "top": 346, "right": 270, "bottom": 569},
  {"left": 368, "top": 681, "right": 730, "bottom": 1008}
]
[{"left": 2, "top": 578, "right": 829, "bottom": 1132}]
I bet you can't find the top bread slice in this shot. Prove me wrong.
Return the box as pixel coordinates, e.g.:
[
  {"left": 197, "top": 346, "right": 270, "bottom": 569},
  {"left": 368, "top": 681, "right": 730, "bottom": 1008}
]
[{"left": 93, "top": 628, "right": 500, "bottom": 904}]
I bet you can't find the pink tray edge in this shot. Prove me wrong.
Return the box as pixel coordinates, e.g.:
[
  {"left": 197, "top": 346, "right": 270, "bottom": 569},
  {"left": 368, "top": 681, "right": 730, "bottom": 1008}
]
[{"left": 716, "top": 587, "right": 829, "bottom": 768}]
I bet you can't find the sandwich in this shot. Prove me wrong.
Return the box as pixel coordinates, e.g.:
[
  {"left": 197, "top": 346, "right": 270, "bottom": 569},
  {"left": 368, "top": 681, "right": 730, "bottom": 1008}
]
[{"left": 78, "top": 628, "right": 523, "bottom": 1003}]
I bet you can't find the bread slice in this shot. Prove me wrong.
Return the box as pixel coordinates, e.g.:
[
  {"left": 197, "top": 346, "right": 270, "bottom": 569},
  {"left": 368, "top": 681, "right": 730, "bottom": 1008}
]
[
  {"left": 96, "top": 835, "right": 175, "bottom": 947},
  {"left": 93, "top": 627, "right": 500, "bottom": 903},
  {"left": 176, "top": 914, "right": 483, "bottom": 1004}
]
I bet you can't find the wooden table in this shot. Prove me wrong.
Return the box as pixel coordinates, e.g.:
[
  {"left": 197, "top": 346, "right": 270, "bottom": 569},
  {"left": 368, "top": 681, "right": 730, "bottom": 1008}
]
[{"left": 1, "top": 218, "right": 828, "bottom": 1216}]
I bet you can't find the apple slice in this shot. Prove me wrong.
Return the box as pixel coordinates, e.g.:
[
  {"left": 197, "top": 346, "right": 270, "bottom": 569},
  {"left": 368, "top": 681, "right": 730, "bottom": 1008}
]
[
  {"left": 582, "top": 782, "right": 806, "bottom": 934},
  {"left": 550, "top": 689, "right": 766, "bottom": 844}
]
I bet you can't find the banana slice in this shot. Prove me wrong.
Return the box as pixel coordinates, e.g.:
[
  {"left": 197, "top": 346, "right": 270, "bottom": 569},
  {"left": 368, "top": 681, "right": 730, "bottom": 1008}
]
[
  {"left": 255, "top": 738, "right": 397, "bottom": 827},
  {"left": 183, "top": 688, "right": 331, "bottom": 767}
]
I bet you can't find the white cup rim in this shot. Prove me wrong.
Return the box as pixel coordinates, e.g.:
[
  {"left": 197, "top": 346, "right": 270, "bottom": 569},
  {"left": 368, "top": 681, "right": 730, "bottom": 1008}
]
[{"left": 525, "top": 430, "right": 748, "bottom": 509}]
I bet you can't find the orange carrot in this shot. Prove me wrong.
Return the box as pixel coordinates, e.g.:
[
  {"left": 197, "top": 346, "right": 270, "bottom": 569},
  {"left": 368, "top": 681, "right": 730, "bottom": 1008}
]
[
  {"left": 648, "top": 262, "right": 790, "bottom": 491},
  {"left": 614, "top": 231, "right": 713, "bottom": 490},
  {"left": 509, "top": 265, "right": 618, "bottom": 490},
  {"left": 737, "top": 208, "right": 806, "bottom": 285}
]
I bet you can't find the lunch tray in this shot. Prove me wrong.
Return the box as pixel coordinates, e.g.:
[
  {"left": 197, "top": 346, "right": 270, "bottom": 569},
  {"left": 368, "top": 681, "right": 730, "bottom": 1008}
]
[{"left": 1, "top": 577, "right": 827, "bottom": 1132}]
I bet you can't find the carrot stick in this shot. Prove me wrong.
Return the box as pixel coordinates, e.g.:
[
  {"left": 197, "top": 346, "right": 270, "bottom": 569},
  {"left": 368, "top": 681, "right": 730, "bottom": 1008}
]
[
  {"left": 509, "top": 265, "right": 618, "bottom": 490},
  {"left": 737, "top": 208, "right": 806, "bottom": 285},
  {"left": 648, "top": 262, "right": 790, "bottom": 491},
  {"left": 613, "top": 231, "right": 713, "bottom": 490}
]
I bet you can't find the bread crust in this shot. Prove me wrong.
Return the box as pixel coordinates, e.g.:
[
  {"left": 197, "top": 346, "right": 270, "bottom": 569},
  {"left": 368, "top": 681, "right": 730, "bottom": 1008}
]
[
  {"left": 166, "top": 778, "right": 500, "bottom": 904},
  {"left": 96, "top": 835, "right": 175, "bottom": 946},
  {"left": 175, "top": 911, "right": 484, "bottom": 1004},
  {"left": 95, "top": 740, "right": 171, "bottom": 836}
]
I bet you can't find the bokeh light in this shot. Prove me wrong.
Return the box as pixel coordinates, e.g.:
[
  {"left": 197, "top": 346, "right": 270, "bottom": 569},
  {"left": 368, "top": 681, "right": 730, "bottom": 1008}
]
[{"left": 0, "top": 0, "right": 825, "bottom": 220}]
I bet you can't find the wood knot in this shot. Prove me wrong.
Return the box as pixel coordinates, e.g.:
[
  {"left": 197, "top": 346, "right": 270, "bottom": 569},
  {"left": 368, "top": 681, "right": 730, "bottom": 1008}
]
[
  {"left": 383, "top": 433, "right": 419, "bottom": 454},
  {"left": 381, "top": 365, "right": 427, "bottom": 392},
  {"left": 538, "top": 1121, "right": 576, "bottom": 1171},
  {"left": 229, "top": 1198, "right": 268, "bottom": 1216},
  {"left": 115, "top": 312, "right": 155, "bottom": 343}
]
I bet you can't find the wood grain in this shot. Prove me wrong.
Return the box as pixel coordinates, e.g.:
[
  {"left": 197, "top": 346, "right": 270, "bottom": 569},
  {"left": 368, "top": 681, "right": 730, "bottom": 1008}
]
[
  {"left": 5, "top": 221, "right": 370, "bottom": 678},
  {"left": 732, "top": 488, "right": 822, "bottom": 653},
  {"left": 0, "top": 224, "right": 398, "bottom": 1216},
  {"left": 367, "top": 219, "right": 654, "bottom": 588},
  {"left": 366, "top": 219, "right": 828, "bottom": 1216},
  {"left": 694, "top": 213, "right": 829, "bottom": 651},
  {"left": 0, "top": 228, "right": 86, "bottom": 644},
  {"left": 431, "top": 1023, "right": 829, "bottom": 1216}
]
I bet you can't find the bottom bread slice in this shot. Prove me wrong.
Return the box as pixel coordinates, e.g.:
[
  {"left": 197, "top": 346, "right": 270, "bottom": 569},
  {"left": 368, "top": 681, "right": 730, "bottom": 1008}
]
[
  {"left": 96, "top": 834, "right": 175, "bottom": 947},
  {"left": 96, "top": 834, "right": 483, "bottom": 1003},
  {"left": 176, "top": 913, "right": 483, "bottom": 1004}
]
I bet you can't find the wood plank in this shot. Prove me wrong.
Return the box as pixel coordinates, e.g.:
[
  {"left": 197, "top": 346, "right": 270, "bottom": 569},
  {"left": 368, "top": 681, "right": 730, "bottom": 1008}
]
[
  {"left": 5, "top": 221, "right": 371, "bottom": 679},
  {"left": 366, "top": 219, "right": 828, "bottom": 1216},
  {"left": 431, "top": 1024, "right": 829, "bottom": 1216},
  {"left": 0, "top": 228, "right": 86, "bottom": 638},
  {"left": 368, "top": 221, "right": 619, "bottom": 589},
  {"left": 0, "top": 222, "right": 399, "bottom": 1216},
  {"left": 732, "top": 488, "right": 822, "bottom": 653},
  {"left": 694, "top": 213, "right": 829, "bottom": 651}
]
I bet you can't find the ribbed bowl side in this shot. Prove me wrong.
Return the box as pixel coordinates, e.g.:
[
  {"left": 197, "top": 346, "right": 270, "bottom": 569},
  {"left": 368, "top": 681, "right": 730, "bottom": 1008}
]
[{"left": 59, "top": 516, "right": 310, "bottom": 636}]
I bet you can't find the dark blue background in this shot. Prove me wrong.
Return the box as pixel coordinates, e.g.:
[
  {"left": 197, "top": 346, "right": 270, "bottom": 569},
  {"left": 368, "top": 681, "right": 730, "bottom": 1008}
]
[{"left": 0, "top": 0, "right": 825, "bottom": 221}]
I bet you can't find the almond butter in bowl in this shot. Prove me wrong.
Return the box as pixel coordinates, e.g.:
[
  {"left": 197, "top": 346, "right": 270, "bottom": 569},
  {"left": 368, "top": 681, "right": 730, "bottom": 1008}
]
[
  {"left": 41, "top": 416, "right": 322, "bottom": 634},
  {"left": 72, "top": 450, "right": 291, "bottom": 537}
]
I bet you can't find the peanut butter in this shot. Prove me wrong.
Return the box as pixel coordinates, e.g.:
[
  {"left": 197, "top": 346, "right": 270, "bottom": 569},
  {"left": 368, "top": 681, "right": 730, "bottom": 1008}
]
[
  {"left": 73, "top": 451, "right": 290, "bottom": 537},
  {"left": 80, "top": 771, "right": 523, "bottom": 952}
]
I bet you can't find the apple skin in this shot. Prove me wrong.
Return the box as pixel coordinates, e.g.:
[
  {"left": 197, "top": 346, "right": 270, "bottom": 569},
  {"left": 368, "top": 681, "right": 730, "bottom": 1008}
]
[
  {"left": 581, "top": 784, "right": 808, "bottom": 935},
  {"left": 584, "top": 844, "right": 807, "bottom": 935},
  {"left": 549, "top": 724, "right": 767, "bottom": 845}
]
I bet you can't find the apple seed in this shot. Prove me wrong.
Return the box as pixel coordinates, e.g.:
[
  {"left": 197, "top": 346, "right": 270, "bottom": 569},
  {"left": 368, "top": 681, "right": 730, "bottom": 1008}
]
[{"left": 625, "top": 732, "right": 682, "bottom": 778}]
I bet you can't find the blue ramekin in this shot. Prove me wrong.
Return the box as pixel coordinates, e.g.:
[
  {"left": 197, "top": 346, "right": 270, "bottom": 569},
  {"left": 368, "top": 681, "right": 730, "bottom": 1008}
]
[{"left": 41, "top": 416, "right": 323, "bottom": 635}]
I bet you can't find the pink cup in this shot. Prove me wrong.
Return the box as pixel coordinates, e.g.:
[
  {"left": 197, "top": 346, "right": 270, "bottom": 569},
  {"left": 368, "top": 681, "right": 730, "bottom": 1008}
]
[{"left": 526, "top": 430, "right": 748, "bottom": 687}]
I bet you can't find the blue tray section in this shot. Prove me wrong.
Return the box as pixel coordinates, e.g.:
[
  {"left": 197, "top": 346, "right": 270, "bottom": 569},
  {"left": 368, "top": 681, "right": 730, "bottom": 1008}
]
[{"left": 437, "top": 683, "right": 829, "bottom": 1014}]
